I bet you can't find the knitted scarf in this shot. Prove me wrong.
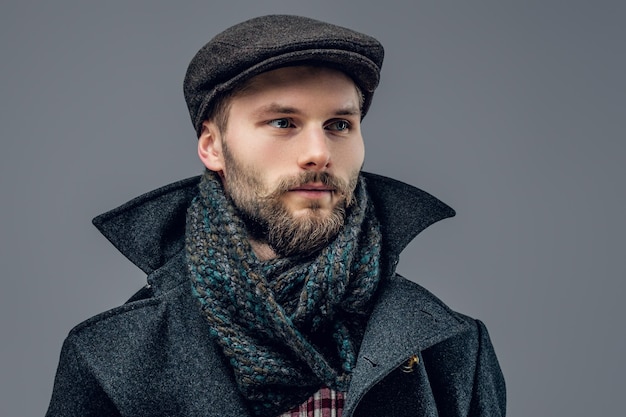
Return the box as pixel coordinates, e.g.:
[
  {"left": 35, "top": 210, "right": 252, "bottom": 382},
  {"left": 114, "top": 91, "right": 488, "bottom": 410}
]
[{"left": 186, "top": 171, "right": 382, "bottom": 417}]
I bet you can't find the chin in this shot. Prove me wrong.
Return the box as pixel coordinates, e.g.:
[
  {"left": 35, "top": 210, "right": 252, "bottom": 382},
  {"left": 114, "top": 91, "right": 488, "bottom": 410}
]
[{"left": 290, "top": 205, "right": 332, "bottom": 218}]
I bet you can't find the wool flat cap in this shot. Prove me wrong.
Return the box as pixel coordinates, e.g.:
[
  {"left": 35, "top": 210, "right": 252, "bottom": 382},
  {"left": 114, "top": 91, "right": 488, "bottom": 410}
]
[{"left": 184, "top": 15, "right": 385, "bottom": 137}]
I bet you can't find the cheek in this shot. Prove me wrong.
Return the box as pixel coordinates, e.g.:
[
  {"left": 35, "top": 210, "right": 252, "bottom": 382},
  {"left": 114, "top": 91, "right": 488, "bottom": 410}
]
[
  {"left": 245, "top": 142, "right": 296, "bottom": 180},
  {"left": 223, "top": 132, "right": 269, "bottom": 168},
  {"left": 339, "top": 140, "right": 365, "bottom": 172}
]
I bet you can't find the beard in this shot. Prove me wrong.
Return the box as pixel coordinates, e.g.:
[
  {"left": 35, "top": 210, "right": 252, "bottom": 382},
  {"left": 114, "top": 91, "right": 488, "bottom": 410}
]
[{"left": 221, "top": 143, "right": 360, "bottom": 258}]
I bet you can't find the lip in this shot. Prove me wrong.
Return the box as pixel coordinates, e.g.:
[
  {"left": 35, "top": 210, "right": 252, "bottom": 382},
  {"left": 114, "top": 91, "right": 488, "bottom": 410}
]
[
  {"left": 289, "top": 183, "right": 334, "bottom": 192},
  {"left": 288, "top": 183, "right": 335, "bottom": 199}
]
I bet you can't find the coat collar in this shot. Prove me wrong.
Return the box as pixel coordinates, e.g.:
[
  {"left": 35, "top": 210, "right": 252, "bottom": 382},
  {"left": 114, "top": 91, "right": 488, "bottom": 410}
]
[{"left": 92, "top": 172, "right": 455, "bottom": 278}]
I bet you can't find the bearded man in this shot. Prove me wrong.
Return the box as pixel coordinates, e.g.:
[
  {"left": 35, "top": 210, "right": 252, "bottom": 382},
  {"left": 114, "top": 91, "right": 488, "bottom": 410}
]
[{"left": 47, "top": 15, "right": 505, "bottom": 417}]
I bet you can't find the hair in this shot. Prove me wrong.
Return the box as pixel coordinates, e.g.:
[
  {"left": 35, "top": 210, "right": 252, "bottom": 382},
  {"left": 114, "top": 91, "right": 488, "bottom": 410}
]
[
  {"left": 203, "top": 65, "right": 365, "bottom": 135},
  {"left": 204, "top": 90, "right": 237, "bottom": 135}
]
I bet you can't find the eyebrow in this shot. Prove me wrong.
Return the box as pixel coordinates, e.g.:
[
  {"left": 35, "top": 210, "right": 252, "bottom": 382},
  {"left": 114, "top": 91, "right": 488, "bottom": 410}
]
[
  {"left": 334, "top": 106, "right": 361, "bottom": 116},
  {"left": 252, "top": 103, "right": 361, "bottom": 118},
  {"left": 254, "top": 103, "right": 299, "bottom": 117}
]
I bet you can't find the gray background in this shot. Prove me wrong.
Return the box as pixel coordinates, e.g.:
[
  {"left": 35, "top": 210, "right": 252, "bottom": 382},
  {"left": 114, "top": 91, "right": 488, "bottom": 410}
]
[{"left": 1, "top": 1, "right": 624, "bottom": 416}]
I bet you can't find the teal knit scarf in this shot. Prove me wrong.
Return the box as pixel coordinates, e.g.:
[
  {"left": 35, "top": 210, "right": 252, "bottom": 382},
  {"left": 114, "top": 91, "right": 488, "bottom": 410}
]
[{"left": 186, "top": 171, "right": 382, "bottom": 417}]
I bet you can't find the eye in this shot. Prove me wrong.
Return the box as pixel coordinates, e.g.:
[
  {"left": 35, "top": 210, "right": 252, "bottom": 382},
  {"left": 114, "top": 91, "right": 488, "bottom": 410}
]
[
  {"left": 325, "top": 120, "right": 351, "bottom": 132},
  {"left": 268, "top": 118, "right": 293, "bottom": 128}
]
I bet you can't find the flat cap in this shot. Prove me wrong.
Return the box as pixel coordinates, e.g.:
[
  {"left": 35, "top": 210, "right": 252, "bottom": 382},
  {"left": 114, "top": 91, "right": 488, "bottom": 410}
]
[{"left": 184, "top": 15, "right": 384, "bottom": 137}]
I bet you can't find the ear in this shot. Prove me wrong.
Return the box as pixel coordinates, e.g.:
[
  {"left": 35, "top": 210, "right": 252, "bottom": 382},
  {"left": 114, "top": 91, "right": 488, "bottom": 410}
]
[{"left": 197, "top": 120, "right": 225, "bottom": 173}]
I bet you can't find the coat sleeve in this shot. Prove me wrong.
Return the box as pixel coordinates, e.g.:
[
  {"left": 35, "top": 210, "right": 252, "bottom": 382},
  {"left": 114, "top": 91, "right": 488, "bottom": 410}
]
[
  {"left": 467, "top": 320, "right": 506, "bottom": 416},
  {"left": 422, "top": 318, "right": 506, "bottom": 417},
  {"left": 46, "top": 336, "right": 121, "bottom": 417}
]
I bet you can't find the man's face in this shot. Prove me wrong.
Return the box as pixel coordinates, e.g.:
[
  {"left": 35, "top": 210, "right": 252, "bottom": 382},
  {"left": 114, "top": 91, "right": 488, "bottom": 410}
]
[{"left": 198, "top": 66, "right": 365, "bottom": 257}]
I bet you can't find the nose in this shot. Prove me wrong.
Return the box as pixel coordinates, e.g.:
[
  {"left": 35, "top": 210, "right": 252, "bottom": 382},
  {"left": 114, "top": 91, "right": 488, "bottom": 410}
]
[{"left": 297, "top": 127, "right": 331, "bottom": 171}]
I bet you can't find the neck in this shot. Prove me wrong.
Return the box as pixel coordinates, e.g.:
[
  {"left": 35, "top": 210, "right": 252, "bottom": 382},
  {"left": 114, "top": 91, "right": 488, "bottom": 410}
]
[{"left": 249, "top": 237, "right": 278, "bottom": 261}]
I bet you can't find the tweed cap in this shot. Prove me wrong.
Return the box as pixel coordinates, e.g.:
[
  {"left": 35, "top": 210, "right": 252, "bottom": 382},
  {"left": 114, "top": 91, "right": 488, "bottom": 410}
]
[{"left": 184, "top": 15, "right": 384, "bottom": 137}]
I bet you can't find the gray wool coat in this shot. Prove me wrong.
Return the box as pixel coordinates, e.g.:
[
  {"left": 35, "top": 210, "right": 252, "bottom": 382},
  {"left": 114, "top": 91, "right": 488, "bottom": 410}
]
[{"left": 46, "top": 172, "right": 506, "bottom": 417}]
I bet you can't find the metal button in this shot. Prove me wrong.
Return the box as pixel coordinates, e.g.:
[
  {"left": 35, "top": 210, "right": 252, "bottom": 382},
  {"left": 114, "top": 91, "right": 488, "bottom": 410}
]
[{"left": 401, "top": 355, "right": 419, "bottom": 373}]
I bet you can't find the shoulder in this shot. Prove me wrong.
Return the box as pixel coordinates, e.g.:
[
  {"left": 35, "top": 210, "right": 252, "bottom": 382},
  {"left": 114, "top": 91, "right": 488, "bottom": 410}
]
[
  {"left": 63, "top": 281, "right": 202, "bottom": 361},
  {"left": 57, "top": 280, "right": 224, "bottom": 392},
  {"left": 371, "top": 274, "right": 497, "bottom": 356},
  {"left": 50, "top": 281, "right": 245, "bottom": 415},
  {"left": 375, "top": 274, "right": 476, "bottom": 331},
  {"left": 66, "top": 251, "right": 197, "bottom": 350}
]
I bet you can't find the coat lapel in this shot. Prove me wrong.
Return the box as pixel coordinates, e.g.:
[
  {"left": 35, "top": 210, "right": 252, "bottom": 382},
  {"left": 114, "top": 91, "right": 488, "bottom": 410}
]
[{"left": 343, "top": 277, "right": 470, "bottom": 416}]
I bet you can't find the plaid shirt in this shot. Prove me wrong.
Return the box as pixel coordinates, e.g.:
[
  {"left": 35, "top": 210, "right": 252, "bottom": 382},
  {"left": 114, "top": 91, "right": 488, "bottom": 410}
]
[{"left": 278, "top": 387, "right": 345, "bottom": 417}]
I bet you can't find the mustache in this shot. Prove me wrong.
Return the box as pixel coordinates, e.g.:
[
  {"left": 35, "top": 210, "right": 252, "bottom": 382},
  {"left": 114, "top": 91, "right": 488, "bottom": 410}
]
[{"left": 262, "top": 172, "right": 350, "bottom": 199}]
